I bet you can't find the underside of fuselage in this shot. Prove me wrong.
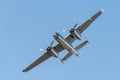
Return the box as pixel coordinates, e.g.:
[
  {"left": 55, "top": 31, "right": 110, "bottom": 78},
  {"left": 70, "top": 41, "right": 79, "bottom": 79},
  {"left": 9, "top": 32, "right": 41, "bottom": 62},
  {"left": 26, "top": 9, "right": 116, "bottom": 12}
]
[{"left": 53, "top": 32, "right": 79, "bottom": 56}]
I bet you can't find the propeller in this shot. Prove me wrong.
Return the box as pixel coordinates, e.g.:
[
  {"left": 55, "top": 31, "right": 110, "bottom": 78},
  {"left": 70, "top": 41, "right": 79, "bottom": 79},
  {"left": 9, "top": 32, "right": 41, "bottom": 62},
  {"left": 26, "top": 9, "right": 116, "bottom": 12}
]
[
  {"left": 62, "top": 29, "right": 69, "bottom": 32},
  {"left": 40, "top": 48, "right": 44, "bottom": 51},
  {"left": 70, "top": 23, "right": 78, "bottom": 32},
  {"left": 40, "top": 40, "right": 54, "bottom": 51},
  {"left": 46, "top": 40, "right": 54, "bottom": 51},
  {"left": 73, "top": 23, "right": 78, "bottom": 29},
  {"left": 49, "top": 41, "right": 54, "bottom": 47},
  {"left": 62, "top": 23, "right": 78, "bottom": 32}
]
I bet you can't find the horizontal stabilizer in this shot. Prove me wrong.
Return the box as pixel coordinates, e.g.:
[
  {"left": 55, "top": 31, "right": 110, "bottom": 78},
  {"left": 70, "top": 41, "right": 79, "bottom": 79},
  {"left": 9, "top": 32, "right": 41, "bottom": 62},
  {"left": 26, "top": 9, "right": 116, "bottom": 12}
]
[
  {"left": 61, "top": 40, "right": 88, "bottom": 62},
  {"left": 75, "top": 40, "right": 88, "bottom": 51}
]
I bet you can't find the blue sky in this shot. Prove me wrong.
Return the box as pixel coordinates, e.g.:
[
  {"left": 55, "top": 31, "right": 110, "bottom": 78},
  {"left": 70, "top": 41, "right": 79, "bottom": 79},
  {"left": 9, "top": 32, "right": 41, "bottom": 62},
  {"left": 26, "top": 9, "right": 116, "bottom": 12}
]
[{"left": 0, "top": 0, "right": 120, "bottom": 80}]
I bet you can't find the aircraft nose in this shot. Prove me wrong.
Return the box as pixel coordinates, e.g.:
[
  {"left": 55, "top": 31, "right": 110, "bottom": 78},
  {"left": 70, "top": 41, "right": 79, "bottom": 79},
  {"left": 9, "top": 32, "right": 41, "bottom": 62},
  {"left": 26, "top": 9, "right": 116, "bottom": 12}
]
[{"left": 53, "top": 33, "right": 58, "bottom": 38}]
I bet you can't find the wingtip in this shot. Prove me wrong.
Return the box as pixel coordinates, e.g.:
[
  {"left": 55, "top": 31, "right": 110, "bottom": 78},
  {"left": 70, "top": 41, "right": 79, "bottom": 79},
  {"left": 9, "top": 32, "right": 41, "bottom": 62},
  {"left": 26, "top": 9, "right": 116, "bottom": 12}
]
[
  {"left": 22, "top": 69, "right": 27, "bottom": 72},
  {"left": 22, "top": 70, "right": 25, "bottom": 72}
]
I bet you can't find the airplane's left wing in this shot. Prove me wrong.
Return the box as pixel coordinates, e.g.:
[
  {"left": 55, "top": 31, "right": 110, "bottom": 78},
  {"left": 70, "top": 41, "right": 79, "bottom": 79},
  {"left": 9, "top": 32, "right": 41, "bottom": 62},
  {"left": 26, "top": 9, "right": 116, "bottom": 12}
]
[
  {"left": 63, "top": 9, "right": 103, "bottom": 44},
  {"left": 76, "top": 9, "right": 103, "bottom": 34},
  {"left": 23, "top": 52, "right": 51, "bottom": 72}
]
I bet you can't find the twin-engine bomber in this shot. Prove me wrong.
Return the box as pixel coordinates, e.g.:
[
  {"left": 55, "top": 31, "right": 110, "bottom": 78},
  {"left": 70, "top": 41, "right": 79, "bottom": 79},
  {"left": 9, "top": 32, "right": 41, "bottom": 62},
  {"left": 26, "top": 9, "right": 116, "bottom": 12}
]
[{"left": 23, "top": 9, "right": 103, "bottom": 72}]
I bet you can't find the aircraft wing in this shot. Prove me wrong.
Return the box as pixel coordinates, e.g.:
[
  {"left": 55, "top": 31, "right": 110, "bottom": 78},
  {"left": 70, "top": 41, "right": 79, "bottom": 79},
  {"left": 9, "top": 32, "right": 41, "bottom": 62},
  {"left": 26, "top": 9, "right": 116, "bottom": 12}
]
[
  {"left": 63, "top": 9, "right": 103, "bottom": 44},
  {"left": 22, "top": 41, "right": 70, "bottom": 72},
  {"left": 23, "top": 52, "right": 51, "bottom": 72},
  {"left": 23, "top": 43, "right": 65, "bottom": 72},
  {"left": 76, "top": 9, "right": 103, "bottom": 34},
  {"left": 61, "top": 40, "right": 88, "bottom": 62}
]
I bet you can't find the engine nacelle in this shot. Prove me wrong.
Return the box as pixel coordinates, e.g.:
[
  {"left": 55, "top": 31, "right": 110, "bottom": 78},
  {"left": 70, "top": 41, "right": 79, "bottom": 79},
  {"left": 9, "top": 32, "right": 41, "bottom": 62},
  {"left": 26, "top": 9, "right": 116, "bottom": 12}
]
[
  {"left": 70, "top": 30, "right": 81, "bottom": 40},
  {"left": 50, "top": 49, "right": 59, "bottom": 58}
]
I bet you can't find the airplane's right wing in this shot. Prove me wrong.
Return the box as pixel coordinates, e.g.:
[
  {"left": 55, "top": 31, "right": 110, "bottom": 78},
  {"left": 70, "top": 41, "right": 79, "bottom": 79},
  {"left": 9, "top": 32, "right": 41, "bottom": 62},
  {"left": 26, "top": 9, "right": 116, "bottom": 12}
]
[
  {"left": 76, "top": 9, "right": 103, "bottom": 34},
  {"left": 22, "top": 52, "right": 51, "bottom": 72}
]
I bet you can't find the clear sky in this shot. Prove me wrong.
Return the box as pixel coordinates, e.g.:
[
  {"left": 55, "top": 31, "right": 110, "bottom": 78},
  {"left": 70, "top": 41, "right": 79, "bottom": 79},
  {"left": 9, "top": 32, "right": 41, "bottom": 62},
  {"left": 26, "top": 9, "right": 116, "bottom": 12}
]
[{"left": 0, "top": 0, "right": 120, "bottom": 80}]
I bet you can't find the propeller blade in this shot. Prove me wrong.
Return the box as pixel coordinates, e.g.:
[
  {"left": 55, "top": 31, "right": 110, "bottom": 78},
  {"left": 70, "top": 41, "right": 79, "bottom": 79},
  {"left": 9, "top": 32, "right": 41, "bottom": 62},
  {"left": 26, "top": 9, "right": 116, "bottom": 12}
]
[
  {"left": 62, "top": 29, "right": 69, "bottom": 32},
  {"left": 50, "top": 41, "right": 54, "bottom": 47},
  {"left": 40, "top": 48, "right": 44, "bottom": 51},
  {"left": 62, "top": 29, "right": 67, "bottom": 32},
  {"left": 73, "top": 23, "right": 78, "bottom": 29}
]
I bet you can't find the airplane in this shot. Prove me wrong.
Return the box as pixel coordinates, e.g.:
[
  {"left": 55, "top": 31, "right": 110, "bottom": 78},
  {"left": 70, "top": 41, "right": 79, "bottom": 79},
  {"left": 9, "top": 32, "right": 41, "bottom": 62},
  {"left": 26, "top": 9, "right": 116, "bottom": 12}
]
[
  {"left": 22, "top": 40, "right": 88, "bottom": 72},
  {"left": 22, "top": 9, "right": 103, "bottom": 72}
]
